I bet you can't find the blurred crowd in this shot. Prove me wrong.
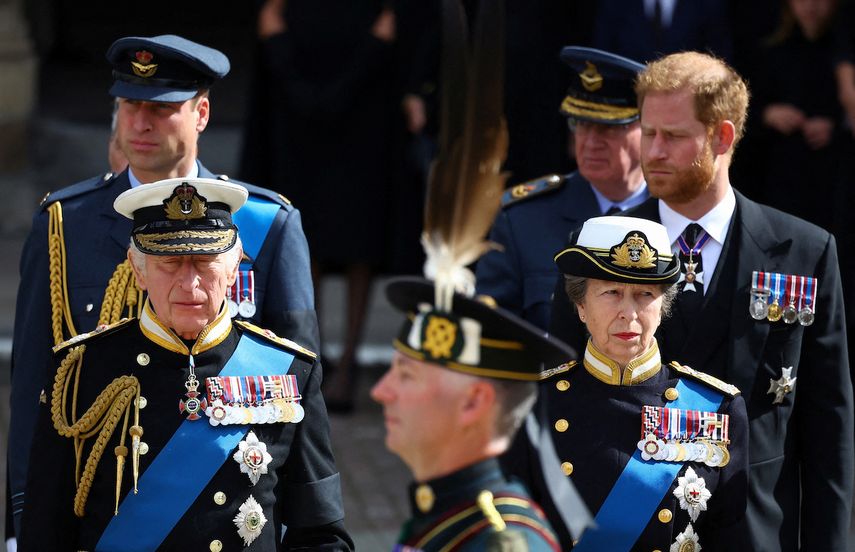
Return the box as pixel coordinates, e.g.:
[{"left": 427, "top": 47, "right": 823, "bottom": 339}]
[{"left": 235, "top": 0, "right": 855, "bottom": 408}]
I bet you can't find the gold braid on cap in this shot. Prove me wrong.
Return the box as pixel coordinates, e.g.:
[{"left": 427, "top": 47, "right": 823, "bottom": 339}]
[
  {"left": 48, "top": 202, "right": 78, "bottom": 344},
  {"left": 99, "top": 260, "right": 143, "bottom": 326},
  {"left": 51, "top": 345, "right": 142, "bottom": 517},
  {"left": 421, "top": 0, "right": 508, "bottom": 310}
]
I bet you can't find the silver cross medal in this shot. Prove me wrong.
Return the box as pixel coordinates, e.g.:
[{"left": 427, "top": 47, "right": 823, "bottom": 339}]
[
  {"left": 768, "top": 366, "right": 796, "bottom": 404},
  {"left": 678, "top": 255, "right": 704, "bottom": 292}
]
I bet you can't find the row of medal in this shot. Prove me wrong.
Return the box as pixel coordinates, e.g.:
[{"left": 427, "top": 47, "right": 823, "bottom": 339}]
[
  {"left": 205, "top": 374, "right": 303, "bottom": 426},
  {"left": 227, "top": 270, "right": 257, "bottom": 319},
  {"left": 637, "top": 405, "right": 731, "bottom": 467},
  {"left": 749, "top": 271, "right": 817, "bottom": 326}
]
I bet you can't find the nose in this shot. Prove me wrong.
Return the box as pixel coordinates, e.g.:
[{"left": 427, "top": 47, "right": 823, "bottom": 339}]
[
  {"left": 644, "top": 132, "right": 668, "bottom": 161},
  {"left": 370, "top": 369, "right": 394, "bottom": 405},
  {"left": 176, "top": 259, "right": 201, "bottom": 290},
  {"left": 132, "top": 105, "right": 153, "bottom": 133},
  {"left": 617, "top": 295, "right": 639, "bottom": 321}
]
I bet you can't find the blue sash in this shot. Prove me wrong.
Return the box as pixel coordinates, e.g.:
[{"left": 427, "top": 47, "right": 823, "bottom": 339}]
[
  {"left": 573, "top": 378, "right": 723, "bottom": 552},
  {"left": 97, "top": 333, "right": 295, "bottom": 551},
  {"left": 233, "top": 195, "right": 280, "bottom": 269}
]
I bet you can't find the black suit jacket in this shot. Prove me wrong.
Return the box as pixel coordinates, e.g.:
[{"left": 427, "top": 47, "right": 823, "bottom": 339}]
[{"left": 550, "top": 190, "right": 854, "bottom": 551}]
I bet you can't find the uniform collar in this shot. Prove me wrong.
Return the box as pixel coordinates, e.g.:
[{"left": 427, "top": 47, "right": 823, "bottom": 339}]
[
  {"left": 139, "top": 298, "right": 232, "bottom": 355},
  {"left": 408, "top": 458, "right": 504, "bottom": 517},
  {"left": 583, "top": 338, "right": 661, "bottom": 385},
  {"left": 589, "top": 181, "right": 649, "bottom": 214}
]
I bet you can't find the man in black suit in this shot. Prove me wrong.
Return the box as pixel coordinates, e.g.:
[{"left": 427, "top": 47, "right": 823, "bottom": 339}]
[{"left": 550, "top": 51, "right": 853, "bottom": 551}]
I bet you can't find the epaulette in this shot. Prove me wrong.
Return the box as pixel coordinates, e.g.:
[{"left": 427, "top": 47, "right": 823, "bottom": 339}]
[
  {"left": 540, "top": 359, "right": 578, "bottom": 380},
  {"left": 52, "top": 317, "right": 136, "bottom": 353},
  {"left": 668, "top": 361, "right": 741, "bottom": 397},
  {"left": 235, "top": 320, "right": 317, "bottom": 361},
  {"left": 216, "top": 174, "right": 293, "bottom": 209},
  {"left": 501, "top": 174, "right": 564, "bottom": 208},
  {"left": 40, "top": 172, "right": 118, "bottom": 209}
]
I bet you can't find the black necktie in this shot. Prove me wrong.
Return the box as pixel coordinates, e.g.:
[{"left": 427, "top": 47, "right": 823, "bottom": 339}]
[
  {"left": 678, "top": 223, "right": 704, "bottom": 317},
  {"left": 605, "top": 205, "right": 621, "bottom": 215}
]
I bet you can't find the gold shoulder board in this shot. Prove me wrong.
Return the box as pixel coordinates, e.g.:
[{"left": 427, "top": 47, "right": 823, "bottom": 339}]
[
  {"left": 668, "top": 361, "right": 741, "bottom": 397},
  {"left": 235, "top": 320, "right": 317, "bottom": 360},
  {"left": 52, "top": 317, "right": 136, "bottom": 353}
]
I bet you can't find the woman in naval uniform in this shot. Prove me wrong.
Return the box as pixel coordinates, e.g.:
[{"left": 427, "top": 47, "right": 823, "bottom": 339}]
[{"left": 504, "top": 216, "right": 749, "bottom": 552}]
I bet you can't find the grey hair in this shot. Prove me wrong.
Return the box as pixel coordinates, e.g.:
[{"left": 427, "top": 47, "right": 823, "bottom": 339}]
[
  {"left": 127, "top": 235, "right": 243, "bottom": 277},
  {"left": 490, "top": 379, "right": 538, "bottom": 440},
  {"left": 563, "top": 275, "right": 678, "bottom": 319}
]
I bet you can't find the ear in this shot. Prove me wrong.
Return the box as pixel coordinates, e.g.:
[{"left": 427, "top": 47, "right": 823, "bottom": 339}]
[
  {"left": 458, "top": 380, "right": 496, "bottom": 427},
  {"left": 576, "top": 302, "right": 587, "bottom": 323},
  {"left": 711, "top": 120, "right": 735, "bottom": 155},
  {"left": 128, "top": 249, "right": 148, "bottom": 291},
  {"left": 226, "top": 245, "right": 241, "bottom": 287},
  {"left": 195, "top": 96, "right": 210, "bottom": 133}
]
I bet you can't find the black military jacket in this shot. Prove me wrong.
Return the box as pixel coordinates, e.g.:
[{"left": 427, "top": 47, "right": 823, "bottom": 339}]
[
  {"left": 504, "top": 341, "right": 749, "bottom": 551},
  {"left": 19, "top": 305, "right": 351, "bottom": 551}
]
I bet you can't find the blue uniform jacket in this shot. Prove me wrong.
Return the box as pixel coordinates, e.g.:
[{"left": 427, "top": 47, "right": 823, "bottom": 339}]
[
  {"left": 475, "top": 173, "right": 600, "bottom": 331},
  {"left": 8, "top": 162, "right": 320, "bottom": 535}
]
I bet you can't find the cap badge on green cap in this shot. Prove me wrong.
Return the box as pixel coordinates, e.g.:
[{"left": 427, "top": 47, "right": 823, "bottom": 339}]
[
  {"left": 164, "top": 183, "right": 207, "bottom": 220},
  {"left": 420, "top": 312, "right": 464, "bottom": 360},
  {"left": 611, "top": 232, "right": 657, "bottom": 269},
  {"left": 132, "top": 50, "right": 157, "bottom": 78},
  {"left": 580, "top": 61, "right": 603, "bottom": 92}
]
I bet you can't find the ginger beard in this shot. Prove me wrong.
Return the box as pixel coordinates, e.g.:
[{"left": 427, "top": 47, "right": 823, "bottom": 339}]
[{"left": 644, "top": 133, "right": 716, "bottom": 205}]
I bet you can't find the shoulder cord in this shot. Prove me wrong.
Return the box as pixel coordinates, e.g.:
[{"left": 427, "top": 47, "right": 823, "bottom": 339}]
[
  {"left": 48, "top": 202, "right": 77, "bottom": 344},
  {"left": 99, "top": 260, "right": 142, "bottom": 326},
  {"left": 51, "top": 345, "right": 142, "bottom": 517}
]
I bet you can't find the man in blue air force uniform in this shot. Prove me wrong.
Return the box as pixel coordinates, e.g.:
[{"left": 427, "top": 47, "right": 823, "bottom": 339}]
[
  {"left": 8, "top": 35, "right": 320, "bottom": 539},
  {"left": 20, "top": 178, "right": 352, "bottom": 551},
  {"left": 476, "top": 47, "right": 649, "bottom": 330}
]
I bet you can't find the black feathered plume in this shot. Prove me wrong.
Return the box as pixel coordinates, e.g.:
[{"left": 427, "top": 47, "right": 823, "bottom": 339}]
[{"left": 422, "top": 0, "right": 509, "bottom": 311}]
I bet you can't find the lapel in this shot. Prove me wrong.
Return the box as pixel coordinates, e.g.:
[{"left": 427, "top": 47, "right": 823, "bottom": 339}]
[{"left": 722, "top": 192, "right": 793, "bottom": 393}]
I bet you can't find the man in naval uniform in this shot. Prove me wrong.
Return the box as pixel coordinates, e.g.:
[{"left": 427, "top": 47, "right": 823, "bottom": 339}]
[
  {"left": 8, "top": 34, "right": 320, "bottom": 539},
  {"left": 550, "top": 51, "right": 855, "bottom": 551},
  {"left": 19, "top": 178, "right": 352, "bottom": 551},
  {"left": 475, "top": 47, "right": 649, "bottom": 330},
  {"left": 371, "top": 276, "right": 584, "bottom": 552}
]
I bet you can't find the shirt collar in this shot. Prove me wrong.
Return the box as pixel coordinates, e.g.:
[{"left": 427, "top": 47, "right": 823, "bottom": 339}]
[
  {"left": 139, "top": 298, "right": 231, "bottom": 355},
  {"left": 589, "top": 181, "right": 649, "bottom": 214},
  {"left": 658, "top": 186, "right": 736, "bottom": 246},
  {"left": 128, "top": 161, "right": 200, "bottom": 189},
  {"left": 583, "top": 338, "right": 661, "bottom": 385}
]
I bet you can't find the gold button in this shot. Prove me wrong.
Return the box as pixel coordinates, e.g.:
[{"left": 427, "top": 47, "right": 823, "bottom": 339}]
[
  {"left": 556, "top": 380, "right": 570, "bottom": 391},
  {"left": 561, "top": 462, "right": 574, "bottom": 476},
  {"left": 658, "top": 508, "right": 672, "bottom": 523},
  {"left": 554, "top": 419, "right": 569, "bottom": 432},
  {"left": 138, "top": 442, "right": 149, "bottom": 455},
  {"left": 214, "top": 491, "right": 227, "bottom": 505},
  {"left": 136, "top": 396, "right": 147, "bottom": 409},
  {"left": 136, "top": 353, "right": 150, "bottom": 366},
  {"left": 664, "top": 387, "right": 679, "bottom": 401},
  {"left": 209, "top": 540, "right": 223, "bottom": 552}
]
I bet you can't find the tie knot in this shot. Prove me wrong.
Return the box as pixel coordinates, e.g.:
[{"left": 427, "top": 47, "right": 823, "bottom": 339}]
[
  {"left": 682, "top": 223, "right": 703, "bottom": 246},
  {"left": 605, "top": 205, "right": 622, "bottom": 216}
]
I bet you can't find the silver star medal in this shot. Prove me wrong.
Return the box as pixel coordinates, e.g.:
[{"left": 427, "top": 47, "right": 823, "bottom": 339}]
[
  {"left": 678, "top": 260, "right": 704, "bottom": 292},
  {"left": 205, "top": 399, "right": 228, "bottom": 426},
  {"left": 670, "top": 523, "right": 702, "bottom": 552},
  {"left": 234, "top": 494, "right": 267, "bottom": 546},
  {"left": 768, "top": 366, "right": 796, "bottom": 405},
  {"left": 233, "top": 430, "right": 273, "bottom": 485},
  {"left": 673, "top": 466, "right": 712, "bottom": 522}
]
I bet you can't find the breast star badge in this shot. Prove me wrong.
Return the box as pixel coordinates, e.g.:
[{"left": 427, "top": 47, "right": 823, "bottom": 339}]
[
  {"left": 673, "top": 466, "right": 711, "bottom": 522},
  {"left": 768, "top": 366, "right": 796, "bottom": 405},
  {"left": 233, "top": 431, "right": 273, "bottom": 485},
  {"left": 670, "top": 523, "right": 701, "bottom": 552},
  {"left": 233, "top": 495, "right": 267, "bottom": 546}
]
